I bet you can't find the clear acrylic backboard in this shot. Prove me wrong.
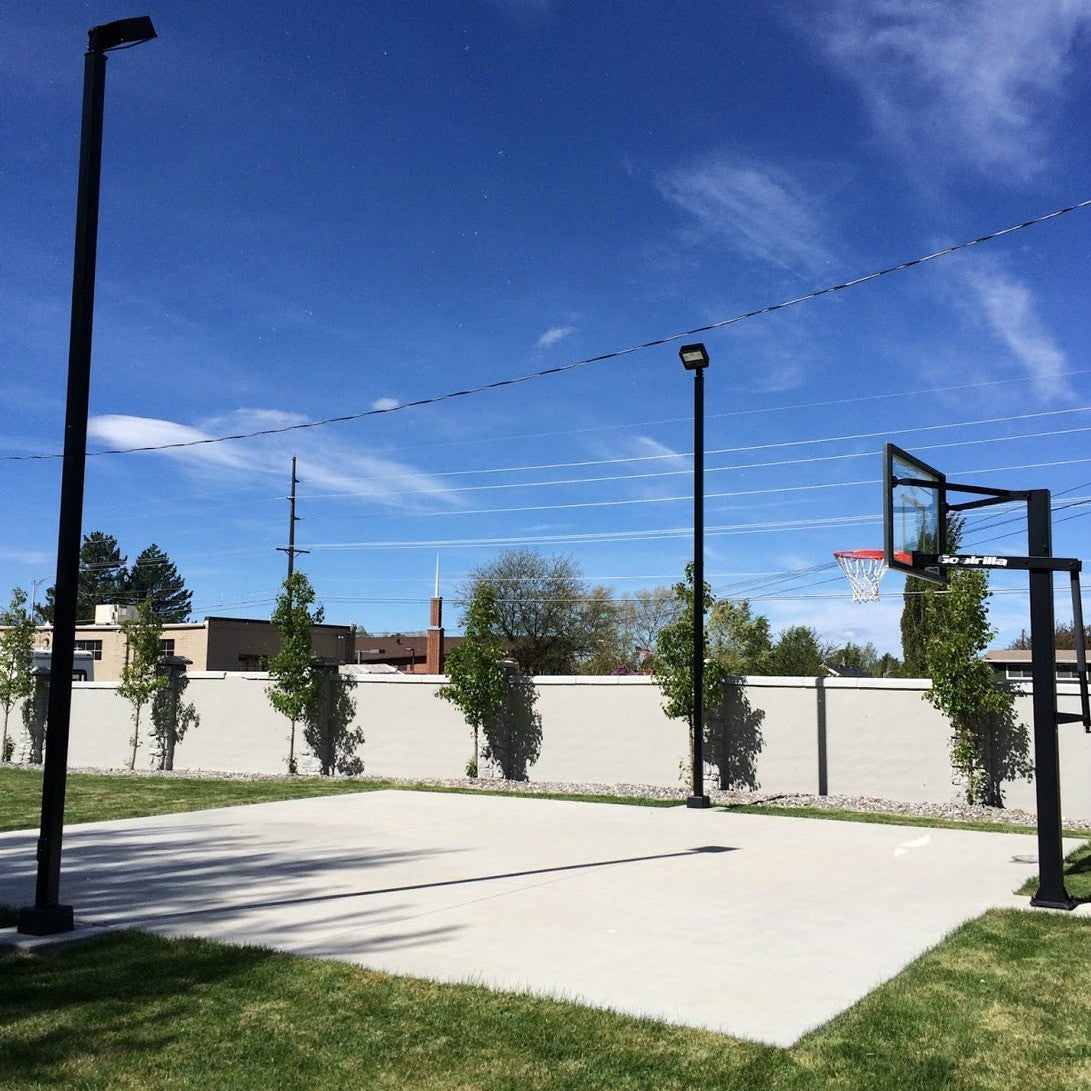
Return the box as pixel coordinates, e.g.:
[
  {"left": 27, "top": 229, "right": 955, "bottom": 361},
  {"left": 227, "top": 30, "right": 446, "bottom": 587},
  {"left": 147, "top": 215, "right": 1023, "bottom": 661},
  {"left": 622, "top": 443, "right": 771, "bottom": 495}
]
[{"left": 883, "top": 443, "right": 947, "bottom": 586}]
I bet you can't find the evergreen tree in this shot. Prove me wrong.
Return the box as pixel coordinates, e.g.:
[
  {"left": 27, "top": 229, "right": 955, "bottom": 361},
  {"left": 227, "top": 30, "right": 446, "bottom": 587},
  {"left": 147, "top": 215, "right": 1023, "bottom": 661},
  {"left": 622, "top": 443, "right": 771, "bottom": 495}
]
[
  {"left": 36, "top": 532, "right": 128, "bottom": 623},
  {"left": 37, "top": 534, "right": 193, "bottom": 624},
  {"left": 767, "top": 625, "right": 828, "bottom": 676},
  {"left": 128, "top": 544, "right": 192, "bottom": 621}
]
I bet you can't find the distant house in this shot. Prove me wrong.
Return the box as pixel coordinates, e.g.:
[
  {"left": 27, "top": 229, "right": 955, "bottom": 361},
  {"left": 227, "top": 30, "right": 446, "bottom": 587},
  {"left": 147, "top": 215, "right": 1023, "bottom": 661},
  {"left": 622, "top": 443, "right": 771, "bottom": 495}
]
[
  {"left": 825, "top": 663, "right": 872, "bottom": 679},
  {"left": 984, "top": 649, "right": 1084, "bottom": 683},
  {"left": 26, "top": 605, "right": 353, "bottom": 681}
]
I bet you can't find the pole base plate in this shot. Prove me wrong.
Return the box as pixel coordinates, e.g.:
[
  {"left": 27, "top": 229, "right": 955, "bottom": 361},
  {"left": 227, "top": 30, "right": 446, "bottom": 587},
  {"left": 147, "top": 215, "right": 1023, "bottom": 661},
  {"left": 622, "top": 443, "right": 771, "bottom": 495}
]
[
  {"left": 17, "top": 903, "right": 75, "bottom": 936},
  {"left": 1030, "top": 892, "right": 1079, "bottom": 911},
  {"left": 686, "top": 795, "right": 712, "bottom": 809}
]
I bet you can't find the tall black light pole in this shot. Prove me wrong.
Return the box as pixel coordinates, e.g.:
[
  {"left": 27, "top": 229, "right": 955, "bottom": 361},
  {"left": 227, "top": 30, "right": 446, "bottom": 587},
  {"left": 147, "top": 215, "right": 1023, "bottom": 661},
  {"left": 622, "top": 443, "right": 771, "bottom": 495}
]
[
  {"left": 18, "top": 16, "right": 157, "bottom": 937},
  {"left": 680, "top": 343, "right": 711, "bottom": 809}
]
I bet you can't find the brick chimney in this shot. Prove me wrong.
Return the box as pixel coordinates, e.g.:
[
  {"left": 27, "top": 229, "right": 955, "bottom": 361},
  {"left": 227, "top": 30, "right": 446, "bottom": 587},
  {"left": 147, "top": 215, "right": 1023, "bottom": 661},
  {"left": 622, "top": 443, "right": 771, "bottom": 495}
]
[{"left": 426, "top": 595, "right": 445, "bottom": 674}]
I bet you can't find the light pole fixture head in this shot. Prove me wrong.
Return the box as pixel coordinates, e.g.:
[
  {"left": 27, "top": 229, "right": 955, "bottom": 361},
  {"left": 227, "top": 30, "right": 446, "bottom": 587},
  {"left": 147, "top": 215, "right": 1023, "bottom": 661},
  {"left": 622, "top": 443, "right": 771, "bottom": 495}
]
[
  {"left": 679, "top": 342, "right": 710, "bottom": 371},
  {"left": 88, "top": 16, "right": 157, "bottom": 54}
]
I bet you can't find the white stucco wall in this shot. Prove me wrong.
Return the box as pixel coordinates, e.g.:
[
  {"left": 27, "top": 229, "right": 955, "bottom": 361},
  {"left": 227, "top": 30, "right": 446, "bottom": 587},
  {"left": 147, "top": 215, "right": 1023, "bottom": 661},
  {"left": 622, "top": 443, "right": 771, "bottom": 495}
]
[{"left": 8, "top": 673, "right": 1091, "bottom": 817}]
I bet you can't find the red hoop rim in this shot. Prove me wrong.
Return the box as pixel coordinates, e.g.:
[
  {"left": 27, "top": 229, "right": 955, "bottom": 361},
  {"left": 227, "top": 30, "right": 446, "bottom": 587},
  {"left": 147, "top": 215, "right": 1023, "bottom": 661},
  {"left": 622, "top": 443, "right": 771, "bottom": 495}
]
[{"left": 834, "top": 549, "right": 911, "bottom": 564}]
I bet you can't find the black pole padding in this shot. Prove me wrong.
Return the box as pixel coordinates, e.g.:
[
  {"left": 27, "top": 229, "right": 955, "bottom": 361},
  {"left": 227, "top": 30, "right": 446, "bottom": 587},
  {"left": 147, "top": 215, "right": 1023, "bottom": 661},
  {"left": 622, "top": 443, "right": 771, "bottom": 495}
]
[{"left": 1027, "top": 490, "right": 1076, "bottom": 910}]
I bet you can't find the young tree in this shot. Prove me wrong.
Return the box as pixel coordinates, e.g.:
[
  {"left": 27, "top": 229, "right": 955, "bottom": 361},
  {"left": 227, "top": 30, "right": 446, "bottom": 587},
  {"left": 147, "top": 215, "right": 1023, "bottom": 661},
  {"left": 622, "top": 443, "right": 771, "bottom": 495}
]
[
  {"left": 437, "top": 583, "right": 508, "bottom": 777},
  {"left": 267, "top": 571, "right": 324, "bottom": 774},
  {"left": 117, "top": 597, "right": 167, "bottom": 770},
  {"left": 462, "top": 550, "right": 614, "bottom": 674},
  {"left": 924, "top": 568, "right": 1031, "bottom": 805},
  {"left": 653, "top": 566, "right": 733, "bottom": 778},
  {"left": 128, "top": 544, "right": 193, "bottom": 621},
  {"left": 0, "top": 588, "right": 37, "bottom": 761}
]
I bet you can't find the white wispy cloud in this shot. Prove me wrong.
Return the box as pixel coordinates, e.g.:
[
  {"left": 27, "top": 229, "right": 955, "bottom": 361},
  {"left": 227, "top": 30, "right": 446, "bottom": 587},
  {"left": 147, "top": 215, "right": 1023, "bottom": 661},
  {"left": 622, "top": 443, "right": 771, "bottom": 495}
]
[
  {"left": 961, "top": 264, "right": 1072, "bottom": 403},
  {"left": 809, "top": 0, "right": 1091, "bottom": 177},
  {"left": 656, "top": 154, "right": 834, "bottom": 275},
  {"left": 87, "top": 411, "right": 463, "bottom": 510},
  {"left": 371, "top": 397, "right": 400, "bottom": 412},
  {"left": 537, "top": 326, "right": 576, "bottom": 348}
]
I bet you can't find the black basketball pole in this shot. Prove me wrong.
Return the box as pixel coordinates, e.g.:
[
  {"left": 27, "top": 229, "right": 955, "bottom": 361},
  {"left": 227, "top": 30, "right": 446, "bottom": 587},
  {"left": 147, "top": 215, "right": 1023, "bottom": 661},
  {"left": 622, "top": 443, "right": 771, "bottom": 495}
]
[
  {"left": 1026, "top": 488, "right": 1075, "bottom": 909},
  {"left": 680, "top": 344, "right": 711, "bottom": 809},
  {"left": 18, "top": 17, "right": 157, "bottom": 937}
]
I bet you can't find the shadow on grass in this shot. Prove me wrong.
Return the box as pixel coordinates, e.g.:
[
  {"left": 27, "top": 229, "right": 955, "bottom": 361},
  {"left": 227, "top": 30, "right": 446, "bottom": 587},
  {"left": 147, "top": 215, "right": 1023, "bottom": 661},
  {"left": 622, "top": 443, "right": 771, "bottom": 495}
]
[{"left": 0, "top": 930, "right": 284, "bottom": 1086}]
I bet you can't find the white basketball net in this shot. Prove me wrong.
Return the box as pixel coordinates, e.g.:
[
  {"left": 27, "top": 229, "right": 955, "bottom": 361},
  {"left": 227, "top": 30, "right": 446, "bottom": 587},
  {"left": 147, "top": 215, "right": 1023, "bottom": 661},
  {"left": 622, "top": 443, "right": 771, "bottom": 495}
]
[{"left": 834, "top": 551, "right": 888, "bottom": 604}]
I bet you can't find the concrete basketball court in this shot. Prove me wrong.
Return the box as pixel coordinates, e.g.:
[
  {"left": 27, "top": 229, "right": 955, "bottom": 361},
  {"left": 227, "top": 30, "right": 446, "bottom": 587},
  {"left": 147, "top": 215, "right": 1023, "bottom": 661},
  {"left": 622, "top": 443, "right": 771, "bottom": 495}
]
[{"left": 1, "top": 790, "right": 1084, "bottom": 1046}]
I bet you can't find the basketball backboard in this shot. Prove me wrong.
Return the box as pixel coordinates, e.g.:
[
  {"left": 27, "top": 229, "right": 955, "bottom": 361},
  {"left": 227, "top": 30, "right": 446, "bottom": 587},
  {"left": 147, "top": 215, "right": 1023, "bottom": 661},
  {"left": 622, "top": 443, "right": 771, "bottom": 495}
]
[{"left": 883, "top": 443, "right": 947, "bottom": 586}]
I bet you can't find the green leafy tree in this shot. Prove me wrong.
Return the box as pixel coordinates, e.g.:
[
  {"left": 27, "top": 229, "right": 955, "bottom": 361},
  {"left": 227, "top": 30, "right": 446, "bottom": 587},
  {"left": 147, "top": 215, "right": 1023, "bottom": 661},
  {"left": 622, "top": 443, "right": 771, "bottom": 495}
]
[
  {"left": 923, "top": 568, "right": 1031, "bottom": 805},
  {"left": 767, "top": 625, "right": 829, "bottom": 676},
  {"left": 706, "top": 599, "right": 772, "bottom": 676},
  {"left": 437, "top": 583, "right": 509, "bottom": 777},
  {"left": 581, "top": 586, "right": 683, "bottom": 675},
  {"left": 0, "top": 588, "right": 37, "bottom": 761},
  {"left": 462, "top": 550, "right": 615, "bottom": 675},
  {"left": 117, "top": 598, "right": 167, "bottom": 770},
  {"left": 127, "top": 544, "right": 192, "bottom": 621},
  {"left": 901, "top": 515, "right": 963, "bottom": 677},
  {"left": 267, "top": 572, "right": 324, "bottom": 774},
  {"left": 652, "top": 566, "right": 734, "bottom": 778}
]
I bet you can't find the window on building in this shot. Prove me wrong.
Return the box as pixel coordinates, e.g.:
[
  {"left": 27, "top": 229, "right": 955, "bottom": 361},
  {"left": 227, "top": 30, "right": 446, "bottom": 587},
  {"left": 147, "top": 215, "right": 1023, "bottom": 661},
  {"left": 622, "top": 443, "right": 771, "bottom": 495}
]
[
  {"left": 160, "top": 638, "right": 175, "bottom": 656},
  {"left": 238, "top": 653, "right": 267, "bottom": 670},
  {"left": 74, "top": 639, "right": 103, "bottom": 661}
]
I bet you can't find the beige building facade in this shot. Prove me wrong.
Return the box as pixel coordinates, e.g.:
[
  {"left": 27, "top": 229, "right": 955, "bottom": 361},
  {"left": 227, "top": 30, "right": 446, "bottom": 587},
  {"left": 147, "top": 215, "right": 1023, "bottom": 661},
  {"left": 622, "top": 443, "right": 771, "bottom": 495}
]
[{"left": 31, "top": 615, "right": 353, "bottom": 681}]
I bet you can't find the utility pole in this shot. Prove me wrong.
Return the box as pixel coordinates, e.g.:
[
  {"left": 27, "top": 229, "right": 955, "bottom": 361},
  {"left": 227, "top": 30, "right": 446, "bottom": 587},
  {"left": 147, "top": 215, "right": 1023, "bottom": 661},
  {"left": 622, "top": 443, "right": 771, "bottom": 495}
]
[{"left": 277, "top": 456, "right": 309, "bottom": 579}]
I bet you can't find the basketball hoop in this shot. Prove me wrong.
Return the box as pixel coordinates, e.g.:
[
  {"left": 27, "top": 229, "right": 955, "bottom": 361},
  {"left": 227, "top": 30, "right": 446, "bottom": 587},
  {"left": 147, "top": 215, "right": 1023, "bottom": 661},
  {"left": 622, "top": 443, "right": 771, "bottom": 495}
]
[{"left": 834, "top": 549, "right": 889, "bottom": 604}]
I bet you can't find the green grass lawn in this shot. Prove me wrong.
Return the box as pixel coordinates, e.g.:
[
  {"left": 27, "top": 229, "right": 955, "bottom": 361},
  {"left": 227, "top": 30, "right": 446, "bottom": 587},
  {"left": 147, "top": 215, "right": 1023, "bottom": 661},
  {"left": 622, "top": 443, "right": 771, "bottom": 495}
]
[
  {"left": 4, "top": 768, "right": 1091, "bottom": 1087},
  {"left": 1, "top": 909, "right": 1090, "bottom": 1089},
  {"left": 0, "top": 767, "right": 377, "bottom": 832}
]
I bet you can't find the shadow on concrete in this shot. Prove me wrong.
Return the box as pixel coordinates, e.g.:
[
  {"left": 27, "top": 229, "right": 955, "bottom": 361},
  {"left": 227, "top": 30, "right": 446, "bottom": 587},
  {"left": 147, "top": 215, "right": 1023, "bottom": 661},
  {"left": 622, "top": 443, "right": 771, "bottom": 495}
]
[
  {"left": 125, "top": 843, "right": 739, "bottom": 926},
  {"left": 0, "top": 822, "right": 455, "bottom": 943}
]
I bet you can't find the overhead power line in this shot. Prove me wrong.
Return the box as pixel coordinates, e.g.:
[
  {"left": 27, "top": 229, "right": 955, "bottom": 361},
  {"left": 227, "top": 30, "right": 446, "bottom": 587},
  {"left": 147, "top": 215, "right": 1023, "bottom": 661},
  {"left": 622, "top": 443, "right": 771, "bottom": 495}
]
[{"left": 3, "top": 197, "right": 1089, "bottom": 464}]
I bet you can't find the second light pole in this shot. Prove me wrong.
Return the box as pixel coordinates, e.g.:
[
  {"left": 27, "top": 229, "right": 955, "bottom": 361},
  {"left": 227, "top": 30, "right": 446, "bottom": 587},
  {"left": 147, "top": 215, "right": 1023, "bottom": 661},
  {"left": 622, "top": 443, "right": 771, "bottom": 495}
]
[{"left": 680, "top": 342, "right": 711, "bottom": 808}]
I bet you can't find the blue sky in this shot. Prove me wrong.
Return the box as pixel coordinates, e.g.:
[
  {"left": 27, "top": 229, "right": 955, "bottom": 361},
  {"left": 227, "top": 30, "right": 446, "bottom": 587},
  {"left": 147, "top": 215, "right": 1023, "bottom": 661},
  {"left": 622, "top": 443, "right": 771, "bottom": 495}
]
[{"left": 2, "top": 0, "right": 1090, "bottom": 655}]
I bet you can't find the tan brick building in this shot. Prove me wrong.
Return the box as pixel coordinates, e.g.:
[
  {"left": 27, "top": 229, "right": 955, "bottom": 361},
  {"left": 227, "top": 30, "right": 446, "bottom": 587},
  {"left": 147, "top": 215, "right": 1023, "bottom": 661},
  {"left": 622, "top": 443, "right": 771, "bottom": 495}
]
[{"left": 30, "top": 610, "right": 354, "bottom": 681}]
